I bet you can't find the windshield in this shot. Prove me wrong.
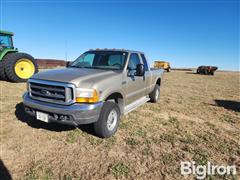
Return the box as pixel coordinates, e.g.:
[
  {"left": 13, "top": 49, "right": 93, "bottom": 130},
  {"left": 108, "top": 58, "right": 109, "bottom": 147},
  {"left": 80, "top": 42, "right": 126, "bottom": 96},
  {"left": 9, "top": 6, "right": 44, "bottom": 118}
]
[
  {"left": 70, "top": 51, "right": 128, "bottom": 70},
  {"left": 0, "top": 35, "right": 13, "bottom": 49}
]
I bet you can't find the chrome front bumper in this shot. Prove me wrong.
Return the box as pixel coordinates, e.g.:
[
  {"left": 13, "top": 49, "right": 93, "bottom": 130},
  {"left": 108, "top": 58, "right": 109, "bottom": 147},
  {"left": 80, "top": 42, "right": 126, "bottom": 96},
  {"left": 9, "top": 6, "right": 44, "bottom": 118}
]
[{"left": 22, "top": 92, "right": 103, "bottom": 126}]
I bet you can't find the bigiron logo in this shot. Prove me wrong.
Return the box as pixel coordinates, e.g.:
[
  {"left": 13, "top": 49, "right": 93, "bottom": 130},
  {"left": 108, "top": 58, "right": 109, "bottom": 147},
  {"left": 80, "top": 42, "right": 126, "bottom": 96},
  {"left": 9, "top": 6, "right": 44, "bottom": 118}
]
[{"left": 180, "top": 161, "right": 237, "bottom": 179}]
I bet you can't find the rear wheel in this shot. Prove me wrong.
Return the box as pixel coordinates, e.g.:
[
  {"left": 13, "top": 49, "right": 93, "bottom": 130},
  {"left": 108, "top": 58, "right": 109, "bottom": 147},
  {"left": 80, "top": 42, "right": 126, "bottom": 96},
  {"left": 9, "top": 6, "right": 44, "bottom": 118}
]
[
  {"left": 4, "top": 53, "right": 38, "bottom": 82},
  {"left": 149, "top": 84, "right": 160, "bottom": 103},
  {"left": 94, "top": 101, "right": 120, "bottom": 138}
]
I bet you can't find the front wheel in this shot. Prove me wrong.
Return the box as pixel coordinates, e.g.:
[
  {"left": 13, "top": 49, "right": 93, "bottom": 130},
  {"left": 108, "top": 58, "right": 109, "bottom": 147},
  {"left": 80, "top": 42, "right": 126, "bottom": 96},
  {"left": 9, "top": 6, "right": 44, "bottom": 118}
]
[
  {"left": 94, "top": 101, "right": 121, "bottom": 138},
  {"left": 149, "top": 84, "right": 160, "bottom": 103},
  {"left": 4, "top": 53, "right": 38, "bottom": 82}
]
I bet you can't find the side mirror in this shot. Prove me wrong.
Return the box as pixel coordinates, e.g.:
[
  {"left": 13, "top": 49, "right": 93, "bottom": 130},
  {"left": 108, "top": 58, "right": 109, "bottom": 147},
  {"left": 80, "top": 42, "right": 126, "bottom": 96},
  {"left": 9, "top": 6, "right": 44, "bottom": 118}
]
[
  {"left": 66, "top": 61, "right": 71, "bottom": 67},
  {"left": 136, "top": 64, "right": 145, "bottom": 76}
]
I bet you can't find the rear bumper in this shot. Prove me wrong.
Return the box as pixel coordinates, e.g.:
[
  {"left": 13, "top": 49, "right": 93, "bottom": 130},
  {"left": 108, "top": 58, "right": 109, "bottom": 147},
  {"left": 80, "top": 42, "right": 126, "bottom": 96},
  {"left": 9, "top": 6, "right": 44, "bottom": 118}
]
[{"left": 22, "top": 92, "right": 103, "bottom": 126}]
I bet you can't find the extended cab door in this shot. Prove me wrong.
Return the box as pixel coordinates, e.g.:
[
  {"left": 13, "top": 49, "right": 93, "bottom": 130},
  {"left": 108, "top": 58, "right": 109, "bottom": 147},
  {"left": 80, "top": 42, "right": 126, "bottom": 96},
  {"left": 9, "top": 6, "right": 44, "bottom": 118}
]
[
  {"left": 125, "top": 53, "right": 145, "bottom": 105},
  {"left": 140, "top": 54, "right": 153, "bottom": 95}
]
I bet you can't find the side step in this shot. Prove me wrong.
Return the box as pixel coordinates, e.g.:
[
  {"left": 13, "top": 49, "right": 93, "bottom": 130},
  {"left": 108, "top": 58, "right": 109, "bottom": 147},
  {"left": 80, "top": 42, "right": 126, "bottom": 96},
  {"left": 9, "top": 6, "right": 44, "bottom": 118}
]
[{"left": 123, "top": 96, "right": 150, "bottom": 115}]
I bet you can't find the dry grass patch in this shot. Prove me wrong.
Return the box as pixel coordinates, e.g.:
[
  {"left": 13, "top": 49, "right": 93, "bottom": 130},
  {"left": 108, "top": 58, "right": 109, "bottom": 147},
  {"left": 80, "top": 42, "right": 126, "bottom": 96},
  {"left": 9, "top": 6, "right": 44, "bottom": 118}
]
[{"left": 0, "top": 71, "right": 239, "bottom": 179}]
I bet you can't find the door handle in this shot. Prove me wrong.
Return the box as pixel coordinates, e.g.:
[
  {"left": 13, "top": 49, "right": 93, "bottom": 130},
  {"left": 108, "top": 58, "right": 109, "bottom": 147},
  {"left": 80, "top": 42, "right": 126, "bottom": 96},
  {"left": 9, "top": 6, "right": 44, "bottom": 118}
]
[{"left": 122, "top": 81, "right": 127, "bottom": 85}]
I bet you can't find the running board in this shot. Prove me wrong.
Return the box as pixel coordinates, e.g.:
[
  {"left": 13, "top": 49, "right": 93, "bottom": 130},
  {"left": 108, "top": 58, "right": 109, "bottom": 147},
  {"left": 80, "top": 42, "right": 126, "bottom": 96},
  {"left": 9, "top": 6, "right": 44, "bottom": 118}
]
[{"left": 123, "top": 96, "right": 150, "bottom": 115}]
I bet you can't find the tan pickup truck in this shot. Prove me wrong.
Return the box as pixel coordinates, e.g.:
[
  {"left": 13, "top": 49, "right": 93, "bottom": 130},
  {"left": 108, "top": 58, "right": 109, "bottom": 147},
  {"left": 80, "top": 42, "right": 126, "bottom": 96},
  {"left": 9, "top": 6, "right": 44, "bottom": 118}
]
[{"left": 23, "top": 49, "right": 163, "bottom": 138}]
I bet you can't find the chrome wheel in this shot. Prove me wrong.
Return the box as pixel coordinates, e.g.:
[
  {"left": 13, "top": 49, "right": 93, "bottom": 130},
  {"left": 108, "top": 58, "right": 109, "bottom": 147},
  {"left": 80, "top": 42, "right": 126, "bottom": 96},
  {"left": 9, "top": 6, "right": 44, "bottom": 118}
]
[{"left": 107, "top": 109, "right": 118, "bottom": 131}]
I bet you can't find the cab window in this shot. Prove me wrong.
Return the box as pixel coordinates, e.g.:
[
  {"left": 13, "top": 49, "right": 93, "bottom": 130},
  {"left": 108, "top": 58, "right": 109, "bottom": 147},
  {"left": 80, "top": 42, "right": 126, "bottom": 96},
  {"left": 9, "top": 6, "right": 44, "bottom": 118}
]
[
  {"left": 0, "top": 35, "right": 12, "bottom": 48},
  {"left": 141, "top": 54, "right": 149, "bottom": 71}
]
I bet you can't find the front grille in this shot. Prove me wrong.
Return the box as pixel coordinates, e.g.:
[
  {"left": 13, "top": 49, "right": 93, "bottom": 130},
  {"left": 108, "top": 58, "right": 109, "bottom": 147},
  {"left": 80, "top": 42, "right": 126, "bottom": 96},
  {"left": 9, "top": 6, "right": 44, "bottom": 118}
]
[{"left": 29, "top": 79, "right": 75, "bottom": 105}]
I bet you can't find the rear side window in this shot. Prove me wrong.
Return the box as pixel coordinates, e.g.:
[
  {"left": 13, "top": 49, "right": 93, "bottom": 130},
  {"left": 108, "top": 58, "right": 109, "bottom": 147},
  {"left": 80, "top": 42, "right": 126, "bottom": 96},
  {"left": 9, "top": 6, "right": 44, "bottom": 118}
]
[
  {"left": 141, "top": 54, "right": 149, "bottom": 71},
  {"left": 128, "top": 53, "right": 141, "bottom": 70}
]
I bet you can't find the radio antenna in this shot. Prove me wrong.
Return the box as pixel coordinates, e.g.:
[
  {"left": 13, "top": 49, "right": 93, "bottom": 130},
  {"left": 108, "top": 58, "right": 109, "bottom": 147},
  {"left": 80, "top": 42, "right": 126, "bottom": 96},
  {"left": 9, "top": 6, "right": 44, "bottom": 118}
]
[{"left": 65, "top": 40, "right": 68, "bottom": 61}]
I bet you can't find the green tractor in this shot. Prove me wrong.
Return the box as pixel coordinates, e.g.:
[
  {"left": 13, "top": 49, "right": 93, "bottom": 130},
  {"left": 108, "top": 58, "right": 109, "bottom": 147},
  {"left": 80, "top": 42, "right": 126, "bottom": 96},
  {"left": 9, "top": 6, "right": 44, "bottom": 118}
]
[{"left": 0, "top": 30, "right": 38, "bottom": 82}]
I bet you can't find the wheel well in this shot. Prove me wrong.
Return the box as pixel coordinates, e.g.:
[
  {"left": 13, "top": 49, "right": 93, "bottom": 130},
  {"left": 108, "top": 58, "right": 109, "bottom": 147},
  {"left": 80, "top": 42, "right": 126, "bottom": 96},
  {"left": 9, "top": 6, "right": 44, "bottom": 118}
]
[
  {"left": 156, "top": 78, "right": 161, "bottom": 86},
  {"left": 105, "top": 92, "right": 124, "bottom": 114}
]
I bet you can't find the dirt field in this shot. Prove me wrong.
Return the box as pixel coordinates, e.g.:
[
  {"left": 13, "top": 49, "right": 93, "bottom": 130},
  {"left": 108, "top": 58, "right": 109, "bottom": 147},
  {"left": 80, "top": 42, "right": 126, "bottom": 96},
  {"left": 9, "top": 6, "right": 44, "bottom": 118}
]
[{"left": 0, "top": 70, "right": 239, "bottom": 179}]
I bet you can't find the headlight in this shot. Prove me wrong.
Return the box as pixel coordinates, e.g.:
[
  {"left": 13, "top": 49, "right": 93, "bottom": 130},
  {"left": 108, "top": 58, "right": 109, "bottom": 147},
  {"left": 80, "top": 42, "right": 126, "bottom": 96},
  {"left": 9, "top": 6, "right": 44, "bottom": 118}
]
[{"left": 75, "top": 88, "right": 99, "bottom": 103}]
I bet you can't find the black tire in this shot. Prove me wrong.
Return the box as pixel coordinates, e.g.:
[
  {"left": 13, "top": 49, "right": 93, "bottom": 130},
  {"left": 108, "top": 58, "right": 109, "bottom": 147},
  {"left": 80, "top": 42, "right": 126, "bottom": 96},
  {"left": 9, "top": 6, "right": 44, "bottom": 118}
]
[
  {"left": 94, "top": 101, "right": 121, "bottom": 138},
  {"left": 0, "top": 59, "right": 7, "bottom": 80},
  {"left": 149, "top": 84, "right": 160, "bottom": 103},
  {"left": 204, "top": 69, "right": 208, "bottom": 75},
  {"left": 4, "top": 53, "right": 38, "bottom": 82}
]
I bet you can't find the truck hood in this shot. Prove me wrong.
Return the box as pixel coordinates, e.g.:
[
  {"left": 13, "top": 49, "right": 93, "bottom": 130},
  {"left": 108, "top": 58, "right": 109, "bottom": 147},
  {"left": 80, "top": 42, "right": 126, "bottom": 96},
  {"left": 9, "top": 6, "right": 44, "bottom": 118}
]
[{"left": 31, "top": 68, "right": 120, "bottom": 87}]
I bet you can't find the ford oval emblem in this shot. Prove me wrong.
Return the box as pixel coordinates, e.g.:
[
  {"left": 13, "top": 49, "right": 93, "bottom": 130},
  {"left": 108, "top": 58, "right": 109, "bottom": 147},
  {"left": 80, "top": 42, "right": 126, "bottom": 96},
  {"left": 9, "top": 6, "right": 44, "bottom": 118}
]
[{"left": 41, "top": 89, "right": 51, "bottom": 96}]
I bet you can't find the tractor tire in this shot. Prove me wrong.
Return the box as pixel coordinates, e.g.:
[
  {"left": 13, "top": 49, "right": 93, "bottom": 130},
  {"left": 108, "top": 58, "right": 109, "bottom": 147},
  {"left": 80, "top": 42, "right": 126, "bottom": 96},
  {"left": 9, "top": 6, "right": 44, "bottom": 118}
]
[
  {"left": 0, "top": 59, "right": 7, "bottom": 80},
  {"left": 4, "top": 53, "right": 38, "bottom": 82}
]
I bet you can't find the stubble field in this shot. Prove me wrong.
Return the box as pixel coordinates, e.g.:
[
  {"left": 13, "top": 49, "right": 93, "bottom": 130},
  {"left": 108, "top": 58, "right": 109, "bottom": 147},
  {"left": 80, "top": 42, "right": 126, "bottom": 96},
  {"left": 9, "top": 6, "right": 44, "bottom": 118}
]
[{"left": 0, "top": 70, "right": 239, "bottom": 179}]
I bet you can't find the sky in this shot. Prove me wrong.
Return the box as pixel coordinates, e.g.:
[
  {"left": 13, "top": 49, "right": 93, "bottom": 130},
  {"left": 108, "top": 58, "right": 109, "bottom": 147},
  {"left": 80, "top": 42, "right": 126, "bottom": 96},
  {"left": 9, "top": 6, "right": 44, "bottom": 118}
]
[{"left": 0, "top": 0, "right": 239, "bottom": 71}]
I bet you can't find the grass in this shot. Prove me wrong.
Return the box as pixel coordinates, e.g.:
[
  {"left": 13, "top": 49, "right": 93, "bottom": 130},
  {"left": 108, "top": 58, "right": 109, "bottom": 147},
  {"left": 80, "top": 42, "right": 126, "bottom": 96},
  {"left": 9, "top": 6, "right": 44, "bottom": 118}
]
[
  {"left": 66, "top": 129, "right": 82, "bottom": 144},
  {"left": 168, "top": 116, "right": 180, "bottom": 129},
  {"left": 24, "top": 163, "right": 53, "bottom": 180},
  {"left": 110, "top": 162, "right": 130, "bottom": 178},
  {"left": 196, "top": 132, "right": 216, "bottom": 143},
  {"left": 142, "top": 146, "right": 153, "bottom": 156},
  {"left": 160, "top": 133, "right": 177, "bottom": 146},
  {"left": 104, "top": 136, "right": 116, "bottom": 148},
  {"left": 221, "top": 115, "right": 237, "bottom": 124},
  {"left": 179, "top": 134, "right": 196, "bottom": 145},
  {"left": 129, "top": 127, "right": 147, "bottom": 138},
  {"left": 125, "top": 137, "right": 140, "bottom": 147},
  {"left": 1, "top": 70, "right": 239, "bottom": 179},
  {"left": 192, "top": 149, "right": 209, "bottom": 165},
  {"left": 119, "top": 121, "right": 129, "bottom": 129},
  {"left": 161, "top": 153, "right": 176, "bottom": 165},
  {"left": 135, "top": 128, "right": 147, "bottom": 138},
  {"left": 86, "top": 135, "right": 103, "bottom": 145}
]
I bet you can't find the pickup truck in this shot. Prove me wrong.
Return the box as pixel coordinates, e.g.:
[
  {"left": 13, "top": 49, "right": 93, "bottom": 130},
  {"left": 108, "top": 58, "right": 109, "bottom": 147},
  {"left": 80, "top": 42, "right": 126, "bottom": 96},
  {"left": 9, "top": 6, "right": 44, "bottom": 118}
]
[{"left": 23, "top": 49, "right": 164, "bottom": 138}]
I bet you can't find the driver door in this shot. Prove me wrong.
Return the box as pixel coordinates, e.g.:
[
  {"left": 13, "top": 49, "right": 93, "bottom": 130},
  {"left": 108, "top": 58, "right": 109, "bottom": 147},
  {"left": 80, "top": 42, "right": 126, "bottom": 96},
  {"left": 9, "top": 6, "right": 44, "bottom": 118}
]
[{"left": 126, "top": 53, "right": 145, "bottom": 105}]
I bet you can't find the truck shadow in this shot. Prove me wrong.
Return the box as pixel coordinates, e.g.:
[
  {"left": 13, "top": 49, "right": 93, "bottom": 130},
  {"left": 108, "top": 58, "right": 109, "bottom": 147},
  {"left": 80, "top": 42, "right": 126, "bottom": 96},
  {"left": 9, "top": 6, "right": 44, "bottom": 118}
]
[
  {"left": 0, "top": 159, "right": 12, "bottom": 180},
  {"left": 215, "top": 100, "right": 240, "bottom": 112},
  {"left": 15, "top": 103, "right": 75, "bottom": 132}
]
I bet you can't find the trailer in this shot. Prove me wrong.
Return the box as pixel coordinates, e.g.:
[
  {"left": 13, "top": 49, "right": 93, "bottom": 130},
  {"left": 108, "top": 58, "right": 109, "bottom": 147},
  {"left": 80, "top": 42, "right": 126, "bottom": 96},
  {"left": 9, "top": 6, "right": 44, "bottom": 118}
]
[
  {"left": 154, "top": 61, "right": 170, "bottom": 72},
  {"left": 197, "top": 66, "right": 218, "bottom": 75}
]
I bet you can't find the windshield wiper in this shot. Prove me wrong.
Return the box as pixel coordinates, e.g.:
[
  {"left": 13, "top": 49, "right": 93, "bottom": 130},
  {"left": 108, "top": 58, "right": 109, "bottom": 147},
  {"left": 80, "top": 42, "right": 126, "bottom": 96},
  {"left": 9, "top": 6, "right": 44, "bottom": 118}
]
[
  {"left": 81, "top": 66, "right": 101, "bottom": 69},
  {"left": 69, "top": 65, "right": 84, "bottom": 68}
]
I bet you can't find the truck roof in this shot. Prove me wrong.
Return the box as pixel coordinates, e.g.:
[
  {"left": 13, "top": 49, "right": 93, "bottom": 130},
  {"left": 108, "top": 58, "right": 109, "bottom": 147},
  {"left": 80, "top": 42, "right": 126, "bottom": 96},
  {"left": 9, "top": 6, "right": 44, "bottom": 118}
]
[
  {"left": 0, "top": 30, "right": 14, "bottom": 36},
  {"left": 89, "top": 48, "right": 144, "bottom": 54}
]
